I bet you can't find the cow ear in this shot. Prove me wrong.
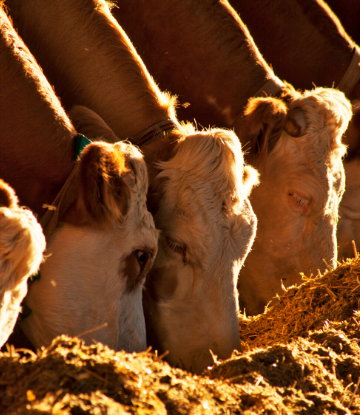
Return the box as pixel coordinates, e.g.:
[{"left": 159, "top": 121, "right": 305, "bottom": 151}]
[
  {"left": 242, "top": 165, "right": 259, "bottom": 197},
  {"left": 284, "top": 107, "right": 306, "bottom": 137},
  {"left": 0, "top": 180, "right": 18, "bottom": 209},
  {"left": 238, "top": 97, "right": 288, "bottom": 165},
  {"left": 78, "top": 142, "right": 133, "bottom": 226},
  {"left": 69, "top": 105, "right": 119, "bottom": 143}
]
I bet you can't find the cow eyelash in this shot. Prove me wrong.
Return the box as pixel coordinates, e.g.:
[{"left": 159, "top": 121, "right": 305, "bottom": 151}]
[
  {"left": 289, "top": 192, "right": 310, "bottom": 207},
  {"left": 166, "top": 236, "right": 186, "bottom": 253},
  {"left": 166, "top": 236, "right": 187, "bottom": 264}
]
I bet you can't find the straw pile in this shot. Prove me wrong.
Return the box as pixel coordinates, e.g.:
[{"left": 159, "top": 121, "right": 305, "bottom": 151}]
[
  {"left": 1, "top": 258, "right": 359, "bottom": 414},
  {"left": 239, "top": 258, "right": 360, "bottom": 350},
  {"left": 207, "top": 329, "right": 360, "bottom": 413},
  {"left": 1, "top": 331, "right": 360, "bottom": 414},
  {"left": 0, "top": 335, "right": 252, "bottom": 415}
]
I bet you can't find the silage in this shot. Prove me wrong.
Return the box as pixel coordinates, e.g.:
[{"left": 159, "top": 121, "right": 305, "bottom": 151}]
[
  {"left": 1, "top": 259, "right": 360, "bottom": 414},
  {"left": 0, "top": 336, "right": 247, "bottom": 415},
  {"left": 239, "top": 258, "right": 360, "bottom": 351}
]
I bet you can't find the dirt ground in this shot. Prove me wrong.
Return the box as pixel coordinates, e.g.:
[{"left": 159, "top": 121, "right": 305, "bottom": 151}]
[{"left": 1, "top": 258, "right": 359, "bottom": 415}]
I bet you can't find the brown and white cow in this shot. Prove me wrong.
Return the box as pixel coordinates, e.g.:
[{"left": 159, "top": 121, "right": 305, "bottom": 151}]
[
  {"left": 238, "top": 88, "right": 350, "bottom": 313},
  {"left": 5, "top": 0, "right": 259, "bottom": 372},
  {"left": 228, "top": 0, "right": 360, "bottom": 259},
  {"left": 92, "top": 0, "right": 350, "bottom": 314},
  {"left": 0, "top": 8, "right": 158, "bottom": 352},
  {"left": 0, "top": 180, "right": 45, "bottom": 348}
]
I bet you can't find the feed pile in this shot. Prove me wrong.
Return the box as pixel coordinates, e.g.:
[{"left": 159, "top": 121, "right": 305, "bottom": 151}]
[
  {"left": 0, "top": 335, "right": 257, "bottom": 415},
  {"left": 0, "top": 259, "right": 359, "bottom": 414},
  {"left": 239, "top": 258, "right": 360, "bottom": 350}
]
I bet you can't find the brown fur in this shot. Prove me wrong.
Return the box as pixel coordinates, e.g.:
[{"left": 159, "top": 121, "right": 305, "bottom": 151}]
[
  {"left": 68, "top": 106, "right": 119, "bottom": 143},
  {"left": 238, "top": 97, "right": 288, "bottom": 165},
  {"left": 229, "top": 0, "right": 360, "bottom": 157},
  {"left": 111, "top": 0, "right": 279, "bottom": 130},
  {"left": 0, "top": 7, "right": 75, "bottom": 216},
  {"left": 324, "top": 0, "right": 360, "bottom": 44},
  {"left": 78, "top": 142, "right": 131, "bottom": 226},
  {"left": 6, "top": 0, "right": 176, "bottom": 141},
  {"left": 229, "top": 0, "right": 354, "bottom": 91}
]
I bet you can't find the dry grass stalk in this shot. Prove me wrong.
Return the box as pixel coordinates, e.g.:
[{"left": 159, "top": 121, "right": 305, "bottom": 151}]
[{"left": 239, "top": 258, "right": 360, "bottom": 350}]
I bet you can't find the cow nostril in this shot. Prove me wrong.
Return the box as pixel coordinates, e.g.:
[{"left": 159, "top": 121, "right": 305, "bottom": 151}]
[{"left": 135, "top": 250, "right": 150, "bottom": 273}]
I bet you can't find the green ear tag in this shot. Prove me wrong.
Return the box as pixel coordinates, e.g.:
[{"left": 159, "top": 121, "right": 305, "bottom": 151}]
[{"left": 74, "top": 134, "right": 92, "bottom": 160}]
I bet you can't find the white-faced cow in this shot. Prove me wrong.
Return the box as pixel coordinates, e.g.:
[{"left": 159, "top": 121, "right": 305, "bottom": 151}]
[
  {"left": 238, "top": 88, "right": 350, "bottom": 314},
  {"left": 5, "top": 0, "right": 260, "bottom": 372},
  {"left": 0, "top": 180, "right": 45, "bottom": 348},
  {"left": 229, "top": 0, "right": 360, "bottom": 262},
  {"left": 0, "top": 8, "right": 158, "bottom": 353}
]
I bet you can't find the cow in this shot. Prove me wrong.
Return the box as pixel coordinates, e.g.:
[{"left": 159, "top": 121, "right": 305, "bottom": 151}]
[
  {"left": 0, "top": 7, "right": 158, "bottom": 353},
  {"left": 0, "top": 180, "right": 45, "bottom": 348},
  {"left": 227, "top": 0, "right": 360, "bottom": 259},
  {"left": 74, "top": 0, "right": 351, "bottom": 314},
  {"left": 238, "top": 88, "right": 350, "bottom": 313},
  {"left": 5, "top": 0, "right": 260, "bottom": 373}
]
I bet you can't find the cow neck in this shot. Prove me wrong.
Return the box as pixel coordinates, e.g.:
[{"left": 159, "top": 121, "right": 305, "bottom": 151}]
[
  {"left": 130, "top": 120, "right": 178, "bottom": 147},
  {"left": 337, "top": 46, "right": 360, "bottom": 97},
  {"left": 112, "top": 0, "right": 275, "bottom": 130},
  {"left": 253, "top": 77, "right": 285, "bottom": 98},
  {"left": 229, "top": 0, "right": 355, "bottom": 92},
  {"left": 40, "top": 134, "right": 92, "bottom": 242}
]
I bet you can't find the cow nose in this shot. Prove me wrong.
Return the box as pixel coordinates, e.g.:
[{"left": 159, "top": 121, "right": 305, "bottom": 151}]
[{"left": 135, "top": 250, "right": 151, "bottom": 273}]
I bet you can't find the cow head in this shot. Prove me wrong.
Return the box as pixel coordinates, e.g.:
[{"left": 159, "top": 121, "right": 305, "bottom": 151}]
[
  {"left": 237, "top": 88, "right": 350, "bottom": 315},
  {"left": 0, "top": 179, "right": 45, "bottom": 347},
  {"left": 144, "top": 125, "right": 258, "bottom": 373},
  {"left": 21, "top": 141, "right": 158, "bottom": 353}
]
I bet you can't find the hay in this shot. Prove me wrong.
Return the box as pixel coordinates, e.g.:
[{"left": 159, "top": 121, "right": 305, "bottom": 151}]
[
  {"left": 0, "top": 335, "right": 247, "bottom": 415},
  {"left": 1, "top": 330, "right": 360, "bottom": 414},
  {"left": 1, "top": 259, "right": 360, "bottom": 414},
  {"left": 207, "top": 329, "right": 360, "bottom": 414},
  {"left": 239, "top": 258, "right": 360, "bottom": 350}
]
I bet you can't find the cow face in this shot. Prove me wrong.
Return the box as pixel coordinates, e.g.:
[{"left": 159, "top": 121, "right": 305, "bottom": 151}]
[
  {"left": 0, "top": 179, "right": 45, "bottom": 347},
  {"left": 21, "top": 142, "right": 158, "bottom": 353},
  {"left": 238, "top": 88, "right": 351, "bottom": 315},
  {"left": 144, "top": 127, "right": 258, "bottom": 373}
]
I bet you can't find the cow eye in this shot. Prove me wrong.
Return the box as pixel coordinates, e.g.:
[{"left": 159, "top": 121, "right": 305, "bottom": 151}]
[
  {"left": 166, "top": 236, "right": 187, "bottom": 263},
  {"left": 135, "top": 250, "right": 151, "bottom": 273},
  {"left": 288, "top": 191, "right": 311, "bottom": 214}
]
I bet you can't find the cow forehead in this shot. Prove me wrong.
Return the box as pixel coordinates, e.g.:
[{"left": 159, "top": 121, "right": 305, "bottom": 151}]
[
  {"left": 157, "top": 132, "right": 247, "bottom": 213},
  {"left": 270, "top": 129, "right": 344, "bottom": 181},
  {"left": 155, "top": 188, "right": 255, "bottom": 264},
  {"left": 287, "top": 88, "right": 349, "bottom": 158}
]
